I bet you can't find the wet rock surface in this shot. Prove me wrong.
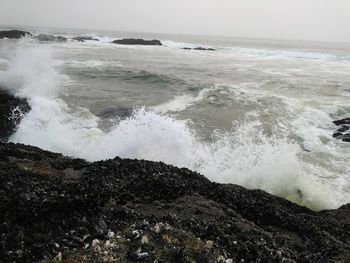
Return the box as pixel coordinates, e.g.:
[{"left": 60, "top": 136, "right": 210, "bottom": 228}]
[
  {"left": 332, "top": 118, "right": 350, "bottom": 142},
  {"left": 0, "top": 89, "right": 30, "bottom": 142},
  {"left": 0, "top": 30, "right": 32, "bottom": 39},
  {"left": 111, "top": 38, "right": 162, "bottom": 46},
  {"left": 0, "top": 142, "right": 349, "bottom": 262}
]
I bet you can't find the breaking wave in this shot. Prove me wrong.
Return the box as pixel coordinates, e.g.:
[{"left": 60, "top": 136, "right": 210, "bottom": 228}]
[{"left": 0, "top": 45, "right": 349, "bottom": 211}]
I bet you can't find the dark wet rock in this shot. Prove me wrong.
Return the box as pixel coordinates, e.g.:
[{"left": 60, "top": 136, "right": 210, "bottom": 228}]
[
  {"left": 112, "top": 38, "right": 162, "bottom": 46},
  {"left": 341, "top": 134, "right": 350, "bottom": 142},
  {"left": 72, "top": 36, "right": 99, "bottom": 42},
  {"left": 194, "top": 47, "right": 216, "bottom": 51},
  {"left": 338, "top": 125, "right": 350, "bottom": 133},
  {"left": 182, "top": 47, "right": 216, "bottom": 51},
  {"left": 0, "top": 89, "right": 30, "bottom": 142},
  {"left": 333, "top": 132, "right": 343, "bottom": 138},
  {"left": 0, "top": 30, "right": 32, "bottom": 39},
  {"left": 333, "top": 118, "right": 350, "bottom": 126},
  {"left": 0, "top": 143, "right": 349, "bottom": 262},
  {"left": 36, "top": 34, "right": 67, "bottom": 42},
  {"left": 332, "top": 119, "right": 350, "bottom": 142}
]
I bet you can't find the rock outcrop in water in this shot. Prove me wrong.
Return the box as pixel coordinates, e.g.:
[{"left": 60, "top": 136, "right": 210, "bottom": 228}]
[
  {"left": 36, "top": 34, "right": 67, "bottom": 42},
  {"left": 182, "top": 47, "right": 216, "bottom": 51},
  {"left": 0, "top": 89, "right": 350, "bottom": 263},
  {"left": 333, "top": 118, "right": 350, "bottom": 142},
  {"left": 0, "top": 89, "right": 30, "bottom": 142},
  {"left": 112, "top": 38, "right": 162, "bottom": 46},
  {"left": 0, "top": 30, "right": 32, "bottom": 39},
  {"left": 72, "top": 36, "right": 99, "bottom": 42}
]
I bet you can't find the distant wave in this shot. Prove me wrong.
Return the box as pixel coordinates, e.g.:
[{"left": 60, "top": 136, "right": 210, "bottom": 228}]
[{"left": 6, "top": 30, "right": 350, "bottom": 62}]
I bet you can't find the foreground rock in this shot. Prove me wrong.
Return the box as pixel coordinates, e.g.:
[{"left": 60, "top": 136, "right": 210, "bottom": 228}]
[
  {"left": 72, "top": 36, "right": 99, "bottom": 42},
  {"left": 36, "top": 34, "right": 67, "bottom": 42},
  {"left": 0, "top": 30, "right": 32, "bottom": 39},
  {"left": 333, "top": 118, "right": 350, "bottom": 142},
  {"left": 0, "top": 143, "right": 349, "bottom": 262},
  {"left": 0, "top": 89, "right": 30, "bottom": 142},
  {"left": 112, "top": 38, "right": 162, "bottom": 46}
]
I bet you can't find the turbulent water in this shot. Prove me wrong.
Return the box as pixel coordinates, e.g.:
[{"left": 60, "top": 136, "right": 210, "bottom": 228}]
[{"left": 0, "top": 27, "right": 350, "bottom": 210}]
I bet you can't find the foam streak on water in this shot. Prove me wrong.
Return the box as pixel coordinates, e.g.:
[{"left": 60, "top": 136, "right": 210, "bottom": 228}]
[{"left": 0, "top": 44, "right": 349, "bottom": 211}]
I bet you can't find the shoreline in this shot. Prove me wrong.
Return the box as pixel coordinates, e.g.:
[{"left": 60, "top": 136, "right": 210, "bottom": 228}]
[{"left": 0, "top": 89, "right": 349, "bottom": 262}]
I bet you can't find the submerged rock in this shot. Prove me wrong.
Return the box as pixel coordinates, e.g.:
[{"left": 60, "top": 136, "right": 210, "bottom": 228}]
[
  {"left": 97, "top": 106, "right": 133, "bottom": 120},
  {"left": 36, "top": 34, "right": 67, "bottom": 42},
  {"left": 0, "top": 30, "right": 32, "bottom": 39},
  {"left": 72, "top": 36, "right": 99, "bottom": 42},
  {"left": 0, "top": 89, "right": 30, "bottom": 142},
  {"left": 111, "top": 38, "right": 162, "bottom": 46},
  {"left": 0, "top": 142, "right": 349, "bottom": 262},
  {"left": 182, "top": 47, "right": 216, "bottom": 51}
]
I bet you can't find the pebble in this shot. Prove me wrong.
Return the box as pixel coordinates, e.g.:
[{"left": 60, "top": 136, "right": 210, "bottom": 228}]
[
  {"left": 107, "top": 231, "right": 115, "bottom": 239},
  {"left": 53, "top": 252, "right": 62, "bottom": 261},
  {"left": 141, "top": 235, "right": 149, "bottom": 244},
  {"left": 92, "top": 239, "right": 101, "bottom": 252},
  {"left": 135, "top": 252, "right": 149, "bottom": 260},
  {"left": 206, "top": 240, "right": 214, "bottom": 249}
]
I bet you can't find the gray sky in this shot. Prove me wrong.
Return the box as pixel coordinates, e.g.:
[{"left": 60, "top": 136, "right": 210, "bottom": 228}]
[{"left": 1, "top": 0, "right": 350, "bottom": 43}]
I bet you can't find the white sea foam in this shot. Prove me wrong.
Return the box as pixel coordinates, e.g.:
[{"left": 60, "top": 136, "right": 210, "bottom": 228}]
[
  {"left": 1, "top": 44, "right": 349, "bottom": 211},
  {"left": 163, "top": 40, "right": 350, "bottom": 61},
  {"left": 62, "top": 59, "right": 122, "bottom": 68},
  {"left": 151, "top": 88, "right": 211, "bottom": 113},
  {"left": 228, "top": 47, "right": 350, "bottom": 61}
]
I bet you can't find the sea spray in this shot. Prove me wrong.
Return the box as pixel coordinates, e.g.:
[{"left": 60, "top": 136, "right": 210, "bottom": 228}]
[{"left": 1, "top": 44, "right": 349, "bottom": 210}]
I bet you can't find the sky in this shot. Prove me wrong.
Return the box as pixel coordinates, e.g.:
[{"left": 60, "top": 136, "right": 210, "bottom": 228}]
[{"left": 1, "top": 0, "right": 350, "bottom": 43}]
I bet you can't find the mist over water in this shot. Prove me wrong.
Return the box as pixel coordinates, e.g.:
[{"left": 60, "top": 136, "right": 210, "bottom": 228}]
[{"left": 0, "top": 30, "right": 349, "bottom": 210}]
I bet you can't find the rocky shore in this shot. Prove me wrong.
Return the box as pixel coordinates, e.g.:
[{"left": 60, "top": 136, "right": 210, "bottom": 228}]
[
  {"left": 0, "top": 89, "right": 30, "bottom": 142},
  {"left": 0, "top": 91, "right": 350, "bottom": 261},
  {"left": 1, "top": 141, "right": 350, "bottom": 263}
]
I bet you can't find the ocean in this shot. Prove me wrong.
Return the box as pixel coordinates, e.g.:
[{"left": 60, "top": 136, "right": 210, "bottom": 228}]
[{"left": 0, "top": 26, "right": 349, "bottom": 210}]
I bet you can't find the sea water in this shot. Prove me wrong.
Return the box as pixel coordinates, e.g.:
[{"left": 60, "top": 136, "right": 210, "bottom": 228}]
[{"left": 0, "top": 26, "right": 349, "bottom": 210}]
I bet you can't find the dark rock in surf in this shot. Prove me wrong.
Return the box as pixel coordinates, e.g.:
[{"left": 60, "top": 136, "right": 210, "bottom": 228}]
[
  {"left": 341, "top": 134, "right": 350, "bottom": 142},
  {"left": 194, "top": 47, "right": 216, "bottom": 51},
  {"left": 72, "top": 36, "right": 99, "bottom": 42},
  {"left": 182, "top": 47, "right": 216, "bottom": 51},
  {"left": 36, "top": 34, "right": 67, "bottom": 42},
  {"left": 97, "top": 107, "right": 133, "bottom": 120},
  {"left": 111, "top": 38, "right": 162, "bottom": 46},
  {"left": 0, "top": 89, "right": 30, "bottom": 142},
  {"left": 332, "top": 118, "right": 350, "bottom": 142},
  {"left": 332, "top": 132, "right": 343, "bottom": 138},
  {"left": 0, "top": 142, "right": 349, "bottom": 262},
  {"left": 333, "top": 118, "right": 350, "bottom": 126},
  {"left": 0, "top": 30, "right": 32, "bottom": 39},
  {"left": 337, "top": 125, "right": 350, "bottom": 133}
]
